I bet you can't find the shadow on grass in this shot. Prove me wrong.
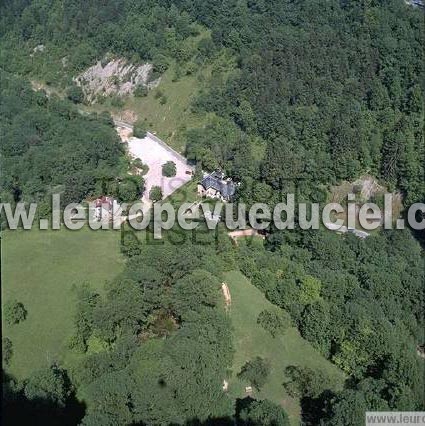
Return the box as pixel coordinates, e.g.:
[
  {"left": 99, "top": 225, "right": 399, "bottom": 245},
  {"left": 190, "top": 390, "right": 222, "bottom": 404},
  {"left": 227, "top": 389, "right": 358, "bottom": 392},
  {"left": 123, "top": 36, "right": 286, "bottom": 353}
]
[{"left": 3, "top": 376, "right": 288, "bottom": 426}]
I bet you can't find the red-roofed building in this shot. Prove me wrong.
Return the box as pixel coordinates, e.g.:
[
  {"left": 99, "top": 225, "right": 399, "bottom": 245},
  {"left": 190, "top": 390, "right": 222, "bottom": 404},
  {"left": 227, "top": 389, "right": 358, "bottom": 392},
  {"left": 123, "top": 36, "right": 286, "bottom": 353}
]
[{"left": 93, "top": 196, "right": 121, "bottom": 222}]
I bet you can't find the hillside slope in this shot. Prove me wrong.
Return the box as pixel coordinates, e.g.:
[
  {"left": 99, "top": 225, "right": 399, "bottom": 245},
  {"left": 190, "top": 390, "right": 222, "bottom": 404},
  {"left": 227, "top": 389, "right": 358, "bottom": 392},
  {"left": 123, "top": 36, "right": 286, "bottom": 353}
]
[{"left": 225, "top": 270, "right": 345, "bottom": 424}]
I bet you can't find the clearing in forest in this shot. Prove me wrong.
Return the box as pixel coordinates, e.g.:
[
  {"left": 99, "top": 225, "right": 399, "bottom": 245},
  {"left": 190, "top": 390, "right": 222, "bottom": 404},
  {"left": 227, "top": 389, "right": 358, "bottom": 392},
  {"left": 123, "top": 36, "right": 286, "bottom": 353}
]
[{"left": 224, "top": 270, "right": 345, "bottom": 425}]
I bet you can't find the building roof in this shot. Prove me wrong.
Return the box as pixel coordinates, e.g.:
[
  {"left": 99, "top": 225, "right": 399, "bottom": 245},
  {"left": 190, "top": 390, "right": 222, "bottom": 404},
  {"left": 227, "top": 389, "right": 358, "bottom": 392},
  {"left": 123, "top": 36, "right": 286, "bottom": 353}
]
[
  {"left": 200, "top": 171, "right": 236, "bottom": 200},
  {"left": 95, "top": 196, "right": 114, "bottom": 208}
]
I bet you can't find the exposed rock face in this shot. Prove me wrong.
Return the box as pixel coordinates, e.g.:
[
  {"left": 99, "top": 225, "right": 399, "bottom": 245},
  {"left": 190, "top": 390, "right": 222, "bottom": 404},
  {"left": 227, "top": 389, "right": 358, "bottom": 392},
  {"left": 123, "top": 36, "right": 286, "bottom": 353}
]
[
  {"left": 33, "top": 44, "right": 45, "bottom": 53},
  {"left": 405, "top": 0, "right": 424, "bottom": 9},
  {"left": 353, "top": 176, "right": 385, "bottom": 200},
  {"left": 30, "top": 44, "right": 45, "bottom": 57},
  {"left": 75, "top": 58, "right": 160, "bottom": 103}
]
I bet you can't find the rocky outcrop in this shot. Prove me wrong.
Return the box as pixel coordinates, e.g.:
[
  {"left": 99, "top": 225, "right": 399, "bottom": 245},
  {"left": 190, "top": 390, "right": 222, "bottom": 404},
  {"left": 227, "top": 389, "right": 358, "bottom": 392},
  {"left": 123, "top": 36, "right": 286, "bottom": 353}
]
[{"left": 75, "top": 58, "right": 160, "bottom": 103}]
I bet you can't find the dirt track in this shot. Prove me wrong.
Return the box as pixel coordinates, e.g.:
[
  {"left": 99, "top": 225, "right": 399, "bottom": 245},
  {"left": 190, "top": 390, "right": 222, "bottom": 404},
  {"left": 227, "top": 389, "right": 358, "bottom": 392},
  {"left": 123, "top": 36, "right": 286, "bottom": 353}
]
[{"left": 221, "top": 283, "right": 231, "bottom": 309}]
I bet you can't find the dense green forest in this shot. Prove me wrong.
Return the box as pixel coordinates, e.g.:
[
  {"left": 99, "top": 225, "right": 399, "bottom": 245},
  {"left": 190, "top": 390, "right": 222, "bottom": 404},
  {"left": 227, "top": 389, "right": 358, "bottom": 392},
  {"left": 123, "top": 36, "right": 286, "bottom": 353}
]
[
  {"left": 183, "top": 0, "right": 425, "bottom": 206},
  {"left": 0, "top": 72, "right": 127, "bottom": 206},
  {"left": 238, "top": 228, "right": 424, "bottom": 423},
  {"left": 0, "top": 0, "right": 202, "bottom": 85},
  {"left": 1, "top": 0, "right": 424, "bottom": 425}
]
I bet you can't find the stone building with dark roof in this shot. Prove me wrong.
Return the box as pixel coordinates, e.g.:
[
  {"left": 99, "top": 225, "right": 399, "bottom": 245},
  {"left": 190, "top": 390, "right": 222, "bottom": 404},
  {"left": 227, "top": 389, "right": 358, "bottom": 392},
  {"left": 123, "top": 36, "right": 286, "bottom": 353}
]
[{"left": 197, "top": 171, "right": 236, "bottom": 202}]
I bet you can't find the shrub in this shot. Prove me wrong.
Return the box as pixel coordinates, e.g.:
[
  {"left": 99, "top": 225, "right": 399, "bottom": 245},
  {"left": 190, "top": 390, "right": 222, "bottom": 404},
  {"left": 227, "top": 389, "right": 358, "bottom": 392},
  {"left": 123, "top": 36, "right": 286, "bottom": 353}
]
[
  {"left": 68, "top": 333, "right": 87, "bottom": 353},
  {"left": 110, "top": 96, "right": 124, "bottom": 108},
  {"left": 133, "top": 158, "right": 144, "bottom": 169},
  {"left": 4, "top": 300, "right": 27, "bottom": 325},
  {"left": 153, "top": 54, "right": 169, "bottom": 74},
  {"left": 2, "top": 337, "right": 13, "bottom": 366},
  {"left": 185, "top": 62, "right": 198, "bottom": 75},
  {"left": 257, "top": 309, "right": 291, "bottom": 337},
  {"left": 121, "top": 232, "right": 142, "bottom": 257},
  {"left": 239, "top": 399, "right": 290, "bottom": 426},
  {"left": 162, "top": 161, "right": 176, "bottom": 177},
  {"left": 238, "top": 357, "right": 270, "bottom": 391},
  {"left": 197, "top": 38, "right": 216, "bottom": 59},
  {"left": 66, "top": 85, "right": 84, "bottom": 104},
  {"left": 133, "top": 121, "right": 147, "bottom": 138},
  {"left": 118, "top": 180, "right": 138, "bottom": 202},
  {"left": 134, "top": 85, "right": 148, "bottom": 97},
  {"left": 149, "top": 186, "right": 162, "bottom": 202},
  {"left": 24, "top": 365, "right": 71, "bottom": 407},
  {"left": 133, "top": 158, "right": 149, "bottom": 175},
  {"left": 284, "top": 365, "right": 332, "bottom": 399}
]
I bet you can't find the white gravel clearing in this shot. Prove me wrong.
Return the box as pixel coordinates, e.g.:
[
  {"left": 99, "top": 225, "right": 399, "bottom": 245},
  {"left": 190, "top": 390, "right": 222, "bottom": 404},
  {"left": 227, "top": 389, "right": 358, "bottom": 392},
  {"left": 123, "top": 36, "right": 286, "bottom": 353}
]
[{"left": 126, "top": 132, "right": 194, "bottom": 202}]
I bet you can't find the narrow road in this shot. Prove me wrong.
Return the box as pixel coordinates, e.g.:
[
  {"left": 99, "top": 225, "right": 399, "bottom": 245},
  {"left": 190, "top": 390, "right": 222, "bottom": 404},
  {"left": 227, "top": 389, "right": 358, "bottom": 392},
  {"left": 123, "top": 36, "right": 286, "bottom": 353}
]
[{"left": 113, "top": 119, "right": 133, "bottom": 130}]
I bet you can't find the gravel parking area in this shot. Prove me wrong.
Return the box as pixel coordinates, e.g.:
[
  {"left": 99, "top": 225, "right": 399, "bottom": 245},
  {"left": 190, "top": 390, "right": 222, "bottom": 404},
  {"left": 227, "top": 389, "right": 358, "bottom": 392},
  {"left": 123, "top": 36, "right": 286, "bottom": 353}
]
[{"left": 126, "top": 132, "right": 194, "bottom": 202}]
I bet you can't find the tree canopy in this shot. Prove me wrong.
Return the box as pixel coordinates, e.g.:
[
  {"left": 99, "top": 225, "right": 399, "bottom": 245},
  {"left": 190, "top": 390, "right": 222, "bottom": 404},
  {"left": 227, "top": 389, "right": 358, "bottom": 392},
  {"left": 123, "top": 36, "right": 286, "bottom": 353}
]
[{"left": 1, "top": 0, "right": 424, "bottom": 424}]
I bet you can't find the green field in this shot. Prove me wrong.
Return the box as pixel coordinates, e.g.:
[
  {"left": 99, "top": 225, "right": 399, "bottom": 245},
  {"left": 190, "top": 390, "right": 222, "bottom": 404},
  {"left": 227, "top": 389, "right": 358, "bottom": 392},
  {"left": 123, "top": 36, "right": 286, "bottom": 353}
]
[
  {"left": 224, "top": 270, "right": 345, "bottom": 424},
  {"left": 1, "top": 227, "right": 124, "bottom": 379}
]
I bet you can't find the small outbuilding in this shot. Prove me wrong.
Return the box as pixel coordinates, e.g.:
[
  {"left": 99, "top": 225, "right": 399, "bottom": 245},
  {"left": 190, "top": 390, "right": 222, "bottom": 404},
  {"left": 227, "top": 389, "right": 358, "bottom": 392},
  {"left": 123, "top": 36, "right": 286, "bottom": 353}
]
[{"left": 93, "top": 196, "right": 121, "bottom": 222}]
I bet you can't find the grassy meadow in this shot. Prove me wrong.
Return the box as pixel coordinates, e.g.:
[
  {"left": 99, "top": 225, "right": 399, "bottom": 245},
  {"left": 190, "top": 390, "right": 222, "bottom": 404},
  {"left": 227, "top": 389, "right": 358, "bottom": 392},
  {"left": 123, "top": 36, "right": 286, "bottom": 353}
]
[
  {"left": 1, "top": 227, "right": 124, "bottom": 380},
  {"left": 122, "top": 63, "right": 211, "bottom": 152},
  {"left": 224, "top": 270, "right": 345, "bottom": 424}
]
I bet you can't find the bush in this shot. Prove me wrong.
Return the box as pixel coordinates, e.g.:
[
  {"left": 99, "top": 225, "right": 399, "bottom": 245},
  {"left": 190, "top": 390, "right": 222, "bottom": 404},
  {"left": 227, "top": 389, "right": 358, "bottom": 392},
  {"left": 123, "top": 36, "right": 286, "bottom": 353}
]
[
  {"left": 68, "top": 333, "right": 87, "bottom": 353},
  {"left": 133, "top": 121, "right": 147, "bottom": 138},
  {"left": 257, "top": 309, "right": 291, "bottom": 337},
  {"left": 134, "top": 85, "right": 148, "bottom": 97},
  {"left": 2, "top": 337, "right": 13, "bottom": 366},
  {"left": 238, "top": 357, "right": 270, "bottom": 391},
  {"left": 4, "top": 300, "right": 27, "bottom": 325},
  {"left": 24, "top": 365, "right": 71, "bottom": 407},
  {"left": 110, "top": 96, "right": 124, "bottom": 108},
  {"left": 284, "top": 365, "right": 332, "bottom": 399},
  {"left": 197, "top": 38, "right": 216, "bottom": 59},
  {"left": 172, "top": 65, "right": 183, "bottom": 82},
  {"left": 133, "top": 158, "right": 149, "bottom": 175},
  {"left": 66, "top": 85, "right": 84, "bottom": 104},
  {"left": 121, "top": 231, "right": 142, "bottom": 257},
  {"left": 239, "top": 399, "right": 290, "bottom": 426},
  {"left": 149, "top": 186, "right": 162, "bottom": 202},
  {"left": 118, "top": 180, "right": 138, "bottom": 202},
  {"left": 162, "top": 161, "right": 176, "bottom": 177},
  {"left": 153, "top": 54, "right": 169, "bottom": 74},
  {"left": 185, "top": 62, "right": 198, "bottom": 75}
]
